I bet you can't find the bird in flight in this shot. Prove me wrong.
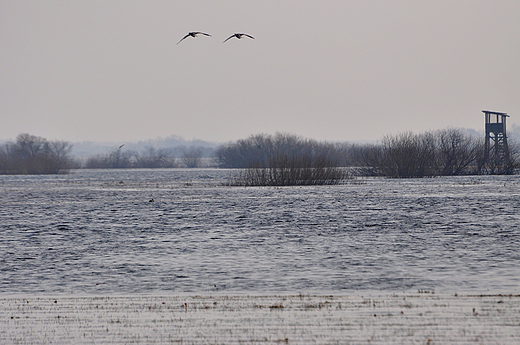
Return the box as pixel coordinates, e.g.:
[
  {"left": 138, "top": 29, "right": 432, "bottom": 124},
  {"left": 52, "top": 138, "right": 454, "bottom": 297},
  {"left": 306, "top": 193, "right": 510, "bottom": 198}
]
[
  {"left": 177, "top": 32, "right": 212, "bottom": 44},
  {"left": 223, "top": 33, "right": 255, "bottom": 43}
]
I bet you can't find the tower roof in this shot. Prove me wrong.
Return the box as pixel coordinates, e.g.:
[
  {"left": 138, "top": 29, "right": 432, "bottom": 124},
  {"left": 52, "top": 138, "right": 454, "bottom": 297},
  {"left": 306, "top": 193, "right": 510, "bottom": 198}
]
[{"left": 482, "top": 110, "right": 509, "bottom": 117}]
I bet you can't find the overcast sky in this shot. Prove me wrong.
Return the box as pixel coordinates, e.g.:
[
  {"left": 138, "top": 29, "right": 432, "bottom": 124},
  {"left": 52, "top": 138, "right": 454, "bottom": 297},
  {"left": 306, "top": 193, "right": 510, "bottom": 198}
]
[{"left": 1, "top": 1, "right": 519, "bottom": 144}]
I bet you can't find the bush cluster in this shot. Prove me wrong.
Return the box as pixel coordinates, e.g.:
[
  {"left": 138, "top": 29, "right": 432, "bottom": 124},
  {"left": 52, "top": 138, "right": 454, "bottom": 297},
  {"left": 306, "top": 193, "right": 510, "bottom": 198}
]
[
  {"left": 365, "top": 129, "right": 518, "bottom": 177},
  {"left": 215, "top": 129, "right": 519, "bottom": 183},
  {"left": 216, "top": 133, "right": 349, "bottom": 186},
  {"left": 84, "top": 146, "right": 207, "bottom": 169},
  {"left": 0, "top": 134, "right": 75, "bottom": 174},
  {"left": 85, "top": 146, "right": 177, "bottom": 169}
]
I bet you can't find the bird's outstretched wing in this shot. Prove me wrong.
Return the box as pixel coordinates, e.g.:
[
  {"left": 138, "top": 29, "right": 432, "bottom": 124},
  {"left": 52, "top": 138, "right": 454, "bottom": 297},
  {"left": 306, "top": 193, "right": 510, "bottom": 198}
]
[
  {"left": 177, "top": 34, "right": 191, "bottom": 45},
  {"left": 242, "top": 34, "right": 255, "bottom": 40},
  {"left": 195, "top": 32, "right": 211, "bottom": 37},
  {"left": 223, "top": 35, "right": 235, "bottom": 43}
]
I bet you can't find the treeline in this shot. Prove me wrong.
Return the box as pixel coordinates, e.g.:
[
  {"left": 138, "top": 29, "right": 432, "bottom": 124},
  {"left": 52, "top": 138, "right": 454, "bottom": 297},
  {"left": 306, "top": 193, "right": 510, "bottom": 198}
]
[
  {"left": 0, "top": 133, "right": 213, "bottom": 174},
  {"left": 362, "top": 129, "right": 518, "bottom": 177},
  {"left": 3, "top": 129, "right": 518, "bottom": 177},
  {"left": 215, "top": 129, "right": 519, "bottom": 183},
  {"left": 0, "top": 134, "right": 76, "bottom": 174},
  {"left": 84, "top": 146, "right": 208, "bottom": 169}
]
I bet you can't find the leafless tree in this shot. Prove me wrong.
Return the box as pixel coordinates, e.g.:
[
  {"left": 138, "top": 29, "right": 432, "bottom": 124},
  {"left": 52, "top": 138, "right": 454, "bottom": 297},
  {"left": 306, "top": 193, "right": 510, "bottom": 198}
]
[
  {"left": 85, "top": 146, "right": 132, "bottom": 169},
  {"left": 47, "top": 140, "right": 74, "bottom": 172},
  {"left": 222, "top": 133, "right": 349, "bottom": 186},
  {"left": 363, "top": 128, "right": 513, "bottom": 177},
  {"left": 133, "top": 147, "right": 176, "bottom": 168},
  {"left": 367, "top": 131, "right": 436, "bottom": 178},
  {"left": 181, "top": 147, "right": 203, "bottom": 168},
  {"left": 481, "top": 138, "right": 520, "bottom": 175},
  {"left": 0, "top": 133, "right": 74, "bottom": 174},
  {"left": 435, "top": 128, "right": 480, "bottom": 175}
]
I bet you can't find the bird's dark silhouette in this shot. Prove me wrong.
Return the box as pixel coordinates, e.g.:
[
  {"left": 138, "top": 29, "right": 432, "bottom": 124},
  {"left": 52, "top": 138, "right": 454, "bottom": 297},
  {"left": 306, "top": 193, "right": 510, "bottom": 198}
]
[
  {"left": 223, "top": 33, "right": 255, "bottom": 43},
  {"left": 177, "top": 32, "right": 212, "bottom": 44}
]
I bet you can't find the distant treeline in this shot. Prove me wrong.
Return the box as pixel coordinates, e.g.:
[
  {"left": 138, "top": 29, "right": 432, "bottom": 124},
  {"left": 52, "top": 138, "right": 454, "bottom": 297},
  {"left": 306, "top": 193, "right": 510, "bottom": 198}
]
[
  {"left": 2, "top": 129, "right": 518, "bottom": 178},
  {"left": 84, "top": 146, "right": 210, "bottom": 169},
  {"left": 0, "top": 134, "right": 214, "bottom": 174},
  {"left": 362, "top": 129, "right": 518, "bottom": 177},
  {"left": 0, "top": 134, "right": 75, "bottom": 174},
  {"left": 215, "top": 130, "right": 519, "bottom": 182}
]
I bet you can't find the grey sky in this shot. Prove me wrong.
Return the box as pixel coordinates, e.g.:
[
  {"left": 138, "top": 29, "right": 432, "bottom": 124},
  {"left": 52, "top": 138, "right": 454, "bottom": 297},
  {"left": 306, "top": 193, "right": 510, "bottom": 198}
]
[{"left": 1, "top": 1, "right": 519, "bottom": 144}]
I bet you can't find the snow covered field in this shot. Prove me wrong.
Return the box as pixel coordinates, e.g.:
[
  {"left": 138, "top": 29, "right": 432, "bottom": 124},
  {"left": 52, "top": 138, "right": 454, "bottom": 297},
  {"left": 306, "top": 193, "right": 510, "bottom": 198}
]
[{"left": 2, "top": 293, "right": 519, "bottom": 344}]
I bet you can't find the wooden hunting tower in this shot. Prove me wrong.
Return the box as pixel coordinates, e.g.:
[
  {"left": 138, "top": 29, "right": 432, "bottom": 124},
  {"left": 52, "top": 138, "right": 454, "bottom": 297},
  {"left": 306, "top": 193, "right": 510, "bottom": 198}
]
[{"left": 483, "top": 110, "right": 510, "bottom": 169}]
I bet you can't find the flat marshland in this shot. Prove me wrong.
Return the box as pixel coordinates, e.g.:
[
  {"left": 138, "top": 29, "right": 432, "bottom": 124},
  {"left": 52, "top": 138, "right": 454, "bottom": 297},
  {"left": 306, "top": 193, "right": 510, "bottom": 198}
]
[{"left": 2, "top": 293, "right": 520, "bottom": 344}]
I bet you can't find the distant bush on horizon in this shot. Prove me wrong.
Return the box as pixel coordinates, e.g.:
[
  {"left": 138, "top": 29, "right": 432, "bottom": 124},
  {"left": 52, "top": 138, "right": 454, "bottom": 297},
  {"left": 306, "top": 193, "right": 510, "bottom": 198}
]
[
  {"left": 364, "top": 128, "right": 519, "bottom": 177},
  {"left": 71, "top": 135, "right": 217, "bottom": 159},
  {"left": 216, "top": 129, "right": 520, "bottom": 180},
  {"left": 85, "top": 146, "right": 176, "bottom": 169},
  {"left": 216, "top": 133, "right": 350, "bottom": 186},
  {"left": 83, "top": 145, "right": 215, "bottom": 169},
  {"left": 0, "top": 133, "right": 75, "bottom": 175}
]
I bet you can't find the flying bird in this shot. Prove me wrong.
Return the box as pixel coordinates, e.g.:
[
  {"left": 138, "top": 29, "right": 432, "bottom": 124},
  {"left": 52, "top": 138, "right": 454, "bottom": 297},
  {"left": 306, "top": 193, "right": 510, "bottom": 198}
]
[
  {"left": 223, "top": 33, "right": 255, "bottom": 43},
  {"left": 177, "top": 32, "right": 212, "bottom": 44}
]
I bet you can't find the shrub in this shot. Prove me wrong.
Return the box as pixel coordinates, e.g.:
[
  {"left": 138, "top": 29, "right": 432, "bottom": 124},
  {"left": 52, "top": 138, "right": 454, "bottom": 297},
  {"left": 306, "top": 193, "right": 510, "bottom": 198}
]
[
  {"left": 0, "top": 134, "right": 74, "bottom": 174},
  {"left": 219, "top": 133, "right": 349, "bottom": 186},
  {"left": 133, "top": 147, "right": 176, "bottom": 168},
  {"left": 363, "top": 128, "right": 519, "bottom": 177},
  {"left": 181, "top": 147, "right": 203, "bottom": 168},
  {"left": 84, "top": 147, "right": 132, "bottom": 169},
  {"left": 367, "top": 131, "right": 436, "bottom": 178}
]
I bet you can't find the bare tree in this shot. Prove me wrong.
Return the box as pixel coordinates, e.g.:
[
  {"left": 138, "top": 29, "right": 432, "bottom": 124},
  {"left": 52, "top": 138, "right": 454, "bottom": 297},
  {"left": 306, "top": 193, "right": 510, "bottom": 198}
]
[
  {"left": 370, "top": 131, "right": 433, "bottom": 178},
  {"left": 47, "top": 140, "right": 74, "bottom": 172},
  {"left": 222, "top": 133, "right": 349, "bottom": 186},
  {"left": 134, "top": 147, "right": 176, "bottom": 168},
  {"left": 481, "top": 138, "right": 520, "bottom": 175},
  {"left": 182, "top": 147, "right": 203, "bottom": 168},
  {"left": 85, "top": 146, "right": 132, "bottom": 169},
  {"left": 363, "top": 129, "right": 504, "bottom": 177},
  {"left": 435, "top": 128, "right": 480, "bottom": 175},
  {"left": 0, "top": 133, "right": 74, "bottom": 174}
]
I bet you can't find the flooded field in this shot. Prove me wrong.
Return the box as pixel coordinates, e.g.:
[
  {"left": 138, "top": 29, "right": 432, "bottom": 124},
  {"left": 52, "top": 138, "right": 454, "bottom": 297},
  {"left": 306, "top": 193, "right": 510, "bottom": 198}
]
[
  {"left": 1, "top": 169, "right": 519, "bottom": 295},
  {"left": 1, "top": 169, "right": 520, "bottom": 343}
]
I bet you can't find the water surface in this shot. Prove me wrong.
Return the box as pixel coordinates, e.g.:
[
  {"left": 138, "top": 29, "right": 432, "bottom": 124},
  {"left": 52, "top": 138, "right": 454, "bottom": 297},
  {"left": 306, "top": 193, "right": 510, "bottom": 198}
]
[{"left": 1, "top": 169, "right": 519, "bottom": 295}]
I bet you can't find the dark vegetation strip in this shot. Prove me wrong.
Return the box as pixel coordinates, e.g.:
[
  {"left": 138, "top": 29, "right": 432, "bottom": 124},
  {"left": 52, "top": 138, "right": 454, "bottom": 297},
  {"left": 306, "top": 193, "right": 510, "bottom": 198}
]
[{"left": 2, "top": 129, "right": 518, "bottom": 178}]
